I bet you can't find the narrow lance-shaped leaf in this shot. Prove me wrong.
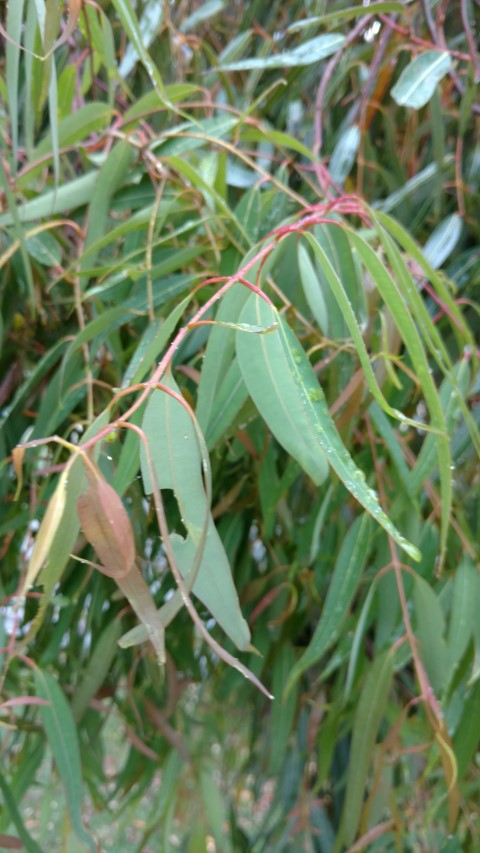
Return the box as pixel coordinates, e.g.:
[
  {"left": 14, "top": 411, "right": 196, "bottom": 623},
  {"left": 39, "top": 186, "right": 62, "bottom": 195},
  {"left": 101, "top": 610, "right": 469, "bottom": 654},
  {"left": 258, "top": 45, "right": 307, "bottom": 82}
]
[
  {"left": 33, "top": 669, "right": 96, "bottom": 853},
  {"left": 349, "top": 224, "right": 451, "bottom": 564},
  {"left": 285, "top": 513, "right": 372, "bottom": 696},
  {"left": 305, "top": 231, "right": 436, "bottom": 433},
  {"left": 0, "top": 770, "right": 43, "bottom": 853},
  {"left": 339, "top": 650, "right": 394, "bottom": 847},
  {"left": 110, "top": 0, "right": 171, "bottom": 105},
  {"left": 219, "top": 33, "right": 345, "bottom": 70},
  {"left": 446, "top": 558, "right": 477, "bottom": 689},
  {"left": 236, "top": 294, "right": 420, "bottom": 561},
  {"left": 80, "top": 140, "right": 134, "bottom": 282},
  {"left": 5, "top": 0, "right": 25, "bottom": 168},
  {"left": 298, "top": 244, "right": 329, "bottom": 335},
  {"left": 21, "top": 461, "right": 72, "bottom": 595}
]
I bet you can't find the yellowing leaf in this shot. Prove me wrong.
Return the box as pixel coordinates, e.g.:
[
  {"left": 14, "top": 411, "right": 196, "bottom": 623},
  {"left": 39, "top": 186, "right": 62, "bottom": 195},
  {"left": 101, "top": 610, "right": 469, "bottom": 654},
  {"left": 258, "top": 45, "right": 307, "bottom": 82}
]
[
  {"left": 12, "top": 446, "right": 24, "bottom": 500},
  {"left": 22, "top": 463, "right": 71, "bottom": 594}
]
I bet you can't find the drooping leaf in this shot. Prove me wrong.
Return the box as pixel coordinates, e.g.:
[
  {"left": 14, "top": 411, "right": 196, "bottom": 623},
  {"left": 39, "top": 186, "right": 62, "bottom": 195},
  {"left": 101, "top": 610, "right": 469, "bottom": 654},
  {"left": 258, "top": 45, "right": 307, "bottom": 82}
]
[
  {"left": 446, "top": 558, "right": 477, "bottom": 688},
  {"left": 80, "top": 140, "right": 134, "bottom": 282},
  {"left": 110, "top": 0, "right": 171, "bottom": 104},
  {"left": 297, "top": 243, "right": 329, "bottom": 335},
  {"left": 72, "top": 619, "right": 122, "bottom": 723},
  {"left": 285, "top": 513, "right": 372, "bottom": 695},
  {"left": 236, "top": 294, "right": 420, "bottom": 560},
  {"left": 33, "top": 670, "right": 95, "bottom": 852},
  {"left": 0, "top": 770, "right": 43, "bottom": 853},
  {"left": 339, "top": 650, "right": 394, "bottom": 847},
  {"left": 413, "top": 575, "right": 448, "bottom": 694}
]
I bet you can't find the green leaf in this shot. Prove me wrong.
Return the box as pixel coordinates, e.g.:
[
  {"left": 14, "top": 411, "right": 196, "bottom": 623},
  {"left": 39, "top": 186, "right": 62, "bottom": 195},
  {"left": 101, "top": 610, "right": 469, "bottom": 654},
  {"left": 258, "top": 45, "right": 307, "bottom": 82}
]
[
  {"left": 197, "top": 283, "right": 250, "bottom": 435},
  {"left": 110, "top": 0, "right": 171, "bottom": 105},
  {"left": 298, "top": 243, "right": 329, "bottom": 335},
  {"left": 0, "top": 172, "right": 98, "bottom": 226},
  {"left": 140, "top": 373, "right": 251, "bottom": 650},
  {"left": 237, "top": 294, "right": 420, "bottom": 560},
  {"left": 5, "top": 0, "right": 25, "bottom": 168},
  {"left": 288, "top": 2, "right": 404, "bottom": 30},
  {"left": 0, "top": 161, "right": 35, "bottom": 309},
  {"left": 391, "top": 51, "right": 452, "bottom": 109},
  {"left": 270, "top": 646, "right": 298, "bottom": 773},
  {"left": 422, "top": 213, "right": 463, "bottom": 270},
  {"left": 329, "top": 125, "right": 361, "bottom": 185},
  {"left": 285, "top": 514, "right": 372, "bottom": 695},
  {"left": 181, "top": 0, "right": 225, "bottom": 32},
  {"left": 339, "top": 650, "right": 394, "bottom": 847},
  {"left": 34, "top": 670, "right": 95, "bottom": 852},
  {"left": 348, "top": 226, "right": 451, "bottom": 563},
  {"left": 446, "top": 558, "right": 477, "bottom": 687},
  {"left": 219, "top": 33, "right": 345, "bottom": 70},
  {"left": 454, "top": 681, "right": 480, "bottom": 777},
  {"left": 25, "top": 231, "right": 62, "bottom": 266},
  {"left": 199, "top": 768, "right": 231, "bottom": 851},
  {"left": 311, "top": 221, "right": 365, "bottom": 341},
  {"left": 117, "top": 0, "right": 163, "bottom": 78},
  {"left": 33, "top": 102, "right": 114, "bottom": 158},
  {"left": 71, "top": 618, "right": 123, "bottom": 721},
  {"left": 122, "top": 293, "right": 194, "bottom": 389},
  {"left": 80, "top": 140, "right": 134, "bottom": 280},
  {"left": 368, "top": 402, "right": 415, "bottom": 498},
  {"left": 0, "top": 770, "right": 43, "bottom": 853},
  {"left": 203, "top": 357, "right": 248, "bottom": 449},
  {"left": 410, "top": 360, "right": 469, "bottom": 495},
  {"left": 413, "top": 575, "right": 448, "bottom": 694},
  {"left": 164, "top": 155, "right": 249, "bottom": 244},
  {"left": 237, "top": 294, "right": 329, "bottom": 485},
  {"left": 307, "top": 230, "right": 436, "bottom": 432}
]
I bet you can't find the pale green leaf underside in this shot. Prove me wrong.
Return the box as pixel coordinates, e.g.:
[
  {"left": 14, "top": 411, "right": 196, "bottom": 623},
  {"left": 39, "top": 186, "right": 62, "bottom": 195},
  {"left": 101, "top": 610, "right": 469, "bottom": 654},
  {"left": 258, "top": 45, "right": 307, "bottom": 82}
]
[
  {"left": 140, "top": 374, "right": 250, "bottom": 650},
  {"left": 219, "top": 33, "right": 345, "bottom": 71},
  {"left": 391, "top": 50, "right": 452, "bottom": 109}
]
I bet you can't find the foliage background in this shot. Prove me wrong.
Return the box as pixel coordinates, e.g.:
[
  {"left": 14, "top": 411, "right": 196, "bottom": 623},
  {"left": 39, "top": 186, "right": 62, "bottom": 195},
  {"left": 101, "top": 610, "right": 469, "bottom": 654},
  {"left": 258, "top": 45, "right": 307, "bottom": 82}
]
[{"left": 0, "top": 1, "right": 479, "bottom": 850}]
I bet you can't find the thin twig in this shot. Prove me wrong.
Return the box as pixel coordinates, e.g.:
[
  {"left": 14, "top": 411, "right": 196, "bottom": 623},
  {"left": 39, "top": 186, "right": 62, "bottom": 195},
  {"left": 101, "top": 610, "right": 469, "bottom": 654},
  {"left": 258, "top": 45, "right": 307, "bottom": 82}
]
[
  {"left": 461, "top": 0, "right": 480, "bottom": 82},
  {"left": 313, "top": 15, "right": 374, "bottom": 195}
]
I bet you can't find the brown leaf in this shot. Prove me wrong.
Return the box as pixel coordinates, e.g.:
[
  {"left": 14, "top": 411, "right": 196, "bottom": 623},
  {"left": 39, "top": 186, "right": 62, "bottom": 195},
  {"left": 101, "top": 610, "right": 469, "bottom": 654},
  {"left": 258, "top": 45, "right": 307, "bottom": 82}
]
[
  {"left": 0, "top": 835, "right": 24, "bottom": 850},
  {"left": 77, "top": 469, "right": 135, "bottom": 578}
]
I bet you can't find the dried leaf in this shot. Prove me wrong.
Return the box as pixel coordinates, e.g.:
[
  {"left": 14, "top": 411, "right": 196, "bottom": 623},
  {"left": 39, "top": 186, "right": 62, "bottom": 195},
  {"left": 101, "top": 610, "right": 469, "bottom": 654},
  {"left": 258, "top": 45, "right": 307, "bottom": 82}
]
[
  {"left": 12, "top": 445, "right": 24, "bottom": 500},
  {"left": 22, "top": 462, "right": 71, "bottom": 594}
]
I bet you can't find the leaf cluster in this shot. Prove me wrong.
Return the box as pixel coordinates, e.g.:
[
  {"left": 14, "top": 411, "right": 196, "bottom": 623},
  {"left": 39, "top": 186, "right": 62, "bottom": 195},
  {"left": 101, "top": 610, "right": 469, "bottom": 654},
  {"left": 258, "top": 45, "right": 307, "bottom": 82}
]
[{"left": 0, "top": 1, "right": 479, "bottom": 850}]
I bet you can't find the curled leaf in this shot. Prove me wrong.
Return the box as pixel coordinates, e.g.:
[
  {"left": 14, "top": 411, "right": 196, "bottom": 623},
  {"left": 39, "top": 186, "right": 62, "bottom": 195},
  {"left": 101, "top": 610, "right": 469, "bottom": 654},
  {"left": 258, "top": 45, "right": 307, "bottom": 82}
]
[{"left": 77, "top": 467, "right": 135, "bottom": 578}]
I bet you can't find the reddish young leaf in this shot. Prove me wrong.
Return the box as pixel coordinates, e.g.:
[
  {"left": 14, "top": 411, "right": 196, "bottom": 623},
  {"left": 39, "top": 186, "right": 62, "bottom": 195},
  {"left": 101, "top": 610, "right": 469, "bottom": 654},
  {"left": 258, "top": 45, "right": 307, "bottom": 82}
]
[{"left": 77, "top": 469, "right": 135, "bottom": 578}]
